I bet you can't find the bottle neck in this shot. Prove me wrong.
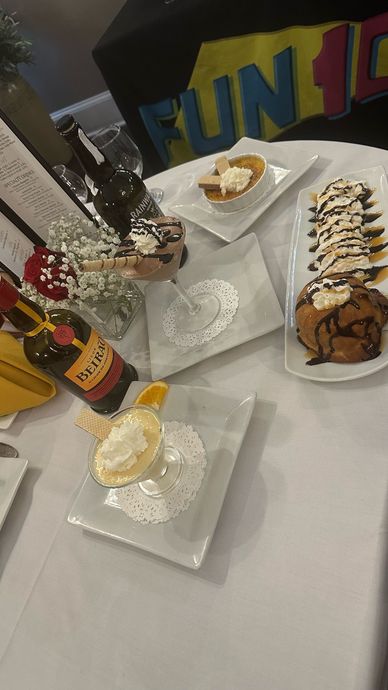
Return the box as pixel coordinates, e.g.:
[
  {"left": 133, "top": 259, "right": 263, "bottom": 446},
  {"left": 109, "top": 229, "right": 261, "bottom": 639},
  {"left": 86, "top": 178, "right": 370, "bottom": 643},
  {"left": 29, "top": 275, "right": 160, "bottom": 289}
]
[
  {"left": 2, "top": 292, "right": 47, "bottom": 335},
  {"left": 61, "top": 126, "right": 115, "bottom": 187}
]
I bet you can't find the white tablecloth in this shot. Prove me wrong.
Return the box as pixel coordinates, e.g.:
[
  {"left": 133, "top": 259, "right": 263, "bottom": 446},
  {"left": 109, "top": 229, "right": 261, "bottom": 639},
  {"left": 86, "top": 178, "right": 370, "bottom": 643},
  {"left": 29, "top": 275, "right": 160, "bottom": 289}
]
[{"left": 1, "top": 140, "right": 388, "bottom": 690}]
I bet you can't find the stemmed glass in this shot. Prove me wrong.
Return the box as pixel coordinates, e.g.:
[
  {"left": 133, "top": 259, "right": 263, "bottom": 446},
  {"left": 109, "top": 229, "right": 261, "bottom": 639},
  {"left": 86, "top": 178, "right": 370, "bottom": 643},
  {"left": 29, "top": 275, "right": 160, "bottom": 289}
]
[
  {"left": 91, "top": 124, "right": 164, "bottom": 204},
  {"left": 89, "top": 404, "right": 183, "bottom": 496},
  {"left": 117, "top": 219, "right": 221, "bottom": 333},
  {"left": 80, "top": 218, "right": 220, "bottom": 333},
  {"left": 53, "top": 164, "right": 89, "bottom": 204}
]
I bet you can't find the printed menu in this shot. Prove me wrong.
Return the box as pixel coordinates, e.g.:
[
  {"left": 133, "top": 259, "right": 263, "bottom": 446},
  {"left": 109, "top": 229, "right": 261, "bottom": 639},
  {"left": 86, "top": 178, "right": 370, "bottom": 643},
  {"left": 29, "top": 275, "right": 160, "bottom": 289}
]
[
  {"left": 0, "top": 210, "right": 34, "bottom": 282},
  {"left": 0, "top": 110, "right": 90, "bottom": 243}
]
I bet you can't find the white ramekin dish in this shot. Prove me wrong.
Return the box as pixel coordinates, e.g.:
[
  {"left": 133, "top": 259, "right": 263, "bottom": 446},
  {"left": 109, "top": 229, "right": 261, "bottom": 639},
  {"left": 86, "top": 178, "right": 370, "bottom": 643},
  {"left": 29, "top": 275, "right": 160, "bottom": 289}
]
[{"left": 202, "top": 153, "right": 273, "bottom": 213}]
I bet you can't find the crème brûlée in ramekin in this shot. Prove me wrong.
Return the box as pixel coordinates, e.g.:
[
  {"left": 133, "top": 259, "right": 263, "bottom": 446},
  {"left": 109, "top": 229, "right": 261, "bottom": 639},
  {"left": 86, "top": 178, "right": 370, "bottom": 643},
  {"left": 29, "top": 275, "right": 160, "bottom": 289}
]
[{"left": 199, "top": 153, "right": 273, "bottom": 213}]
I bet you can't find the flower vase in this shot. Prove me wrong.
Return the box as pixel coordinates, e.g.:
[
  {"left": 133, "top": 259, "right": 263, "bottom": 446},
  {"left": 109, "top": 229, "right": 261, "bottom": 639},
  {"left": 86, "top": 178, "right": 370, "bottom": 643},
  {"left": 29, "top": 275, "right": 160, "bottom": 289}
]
[{"left": 75, "top": 281, "right": 144, "bottom": 340}]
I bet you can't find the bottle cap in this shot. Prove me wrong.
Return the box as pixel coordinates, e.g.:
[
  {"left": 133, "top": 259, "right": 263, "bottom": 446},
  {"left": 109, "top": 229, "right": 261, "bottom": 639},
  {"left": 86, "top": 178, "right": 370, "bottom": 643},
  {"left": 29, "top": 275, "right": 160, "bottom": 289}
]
[
  {"left": 56, "top": 114, "right": 77, "bottom": 135},
  {"left": 0, "top": 278, "right": 19, "bottom": 311}
]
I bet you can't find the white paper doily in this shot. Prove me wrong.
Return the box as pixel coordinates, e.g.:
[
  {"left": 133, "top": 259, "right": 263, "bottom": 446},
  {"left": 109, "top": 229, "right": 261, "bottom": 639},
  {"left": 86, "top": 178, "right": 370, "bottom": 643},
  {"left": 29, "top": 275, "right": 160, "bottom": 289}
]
[
  {"left": 114, "top": 421, "right": 207, "bottom": 524},
  {"left": 162, "top": 279, "right": 239, "bottom": 348}
]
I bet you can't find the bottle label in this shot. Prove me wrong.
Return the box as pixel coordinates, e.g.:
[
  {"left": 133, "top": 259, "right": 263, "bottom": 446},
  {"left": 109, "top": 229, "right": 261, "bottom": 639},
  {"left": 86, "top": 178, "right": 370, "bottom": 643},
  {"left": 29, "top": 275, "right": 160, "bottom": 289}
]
[
  {"left": 128, "top": 192, "right": 161, "bottom": 221},
  {"left": 64, "top": 330, "right": 124, "bottom": 401}
]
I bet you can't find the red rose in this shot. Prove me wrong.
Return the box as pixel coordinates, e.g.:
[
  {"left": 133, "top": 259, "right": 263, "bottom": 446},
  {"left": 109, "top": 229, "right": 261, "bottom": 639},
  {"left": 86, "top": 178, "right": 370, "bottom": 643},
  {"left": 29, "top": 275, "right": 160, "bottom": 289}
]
[
  {"left": 23, "top": 251, "right": 45, "bottom": 285},
  {"left": 37, "top": 279, "right": 69, "bottom": 301},
  {"left": 23, "top": 246, "right": 77, "bottom": 301}
]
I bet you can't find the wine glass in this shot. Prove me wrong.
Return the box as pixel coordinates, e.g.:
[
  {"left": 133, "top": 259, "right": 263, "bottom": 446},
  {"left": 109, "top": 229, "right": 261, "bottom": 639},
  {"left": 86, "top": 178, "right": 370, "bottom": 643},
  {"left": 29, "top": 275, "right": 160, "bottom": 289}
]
[
  {"left": 53, "top": 164, "right": 88, "bottom": 204},
  {"left": 91, "top": 124, "right": 143, "bottom": 177},
  {"left": 88, "top": 404, "right": 183, "bottom": 496},
  {"left": 91, "top": 124, "right": 164, "bottom": 204}
]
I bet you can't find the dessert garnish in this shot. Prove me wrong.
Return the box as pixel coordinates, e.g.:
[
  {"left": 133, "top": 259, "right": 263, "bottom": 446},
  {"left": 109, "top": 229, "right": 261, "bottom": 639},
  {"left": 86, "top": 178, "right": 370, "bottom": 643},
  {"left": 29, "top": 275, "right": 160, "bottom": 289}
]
[
  {"left": 80, "top": 217, "right": 186, "bottom": 280},
  {"left": 219, "top": 166, "right": 252, "bottom": 196},
  {"left": 98, "top": 418, "right": 148, "bottom": 471},
  {"left": 295, "top": 273, "right": 388, "bottom": 365},
  {"left": 134, "top": 380, "right": 169, "bottom": 409},
  {"left": 198, "top": 154, "right": 266, "bottom": 203},
  {"left": 197, "top": 155, "right": 254, "bottom": 195}
]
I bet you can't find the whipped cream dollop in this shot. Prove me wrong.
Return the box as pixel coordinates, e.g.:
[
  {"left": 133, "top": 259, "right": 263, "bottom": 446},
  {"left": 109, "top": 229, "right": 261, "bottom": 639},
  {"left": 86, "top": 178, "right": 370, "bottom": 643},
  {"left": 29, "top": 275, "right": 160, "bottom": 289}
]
[
  {"left": 220, "top": 166, "right": 252, "bottom": 196},
  {"left": 126, "top": 219, "right": 163, "bottom": 255},
  {"left": 99, "top": 419, "right": 148, "bottom": 472},
  {"left": 308, "top": 278, "right": 351, "bottom": 311}
]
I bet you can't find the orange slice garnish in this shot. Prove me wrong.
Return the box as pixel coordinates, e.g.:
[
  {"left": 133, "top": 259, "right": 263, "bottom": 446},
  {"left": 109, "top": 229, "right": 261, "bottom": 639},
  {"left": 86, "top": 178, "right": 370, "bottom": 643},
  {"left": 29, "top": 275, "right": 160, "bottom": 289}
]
[{"left": 134, "top": 381, "right": 169, "bottom": 409}]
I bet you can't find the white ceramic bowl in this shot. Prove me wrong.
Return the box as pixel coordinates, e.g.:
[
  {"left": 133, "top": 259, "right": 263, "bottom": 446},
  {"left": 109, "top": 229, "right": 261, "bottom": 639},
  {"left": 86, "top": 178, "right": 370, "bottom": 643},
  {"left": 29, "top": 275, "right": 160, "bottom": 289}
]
[{"left": 202, "top": 152, "right": 273, "bottom": 213}]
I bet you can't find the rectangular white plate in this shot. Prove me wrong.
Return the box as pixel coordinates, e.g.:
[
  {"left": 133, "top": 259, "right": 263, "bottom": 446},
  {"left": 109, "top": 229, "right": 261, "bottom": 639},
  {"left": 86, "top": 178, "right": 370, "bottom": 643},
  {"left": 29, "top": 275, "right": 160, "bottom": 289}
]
[
  {"left": 68, "top": 382, "right": 256, "bottom": 569},
  {"left": 0, "top": 458, "right": 28, "bottom": 530},
  {"left": 145, "top": 232, "right": 284, "bottom": 380},
  {"left": 285, "top": 165, "right": 388, "bottom": 382},
  {"left": 0, "top": 411, "right": 18, "bottom": 430},
  {"left": 169, "top": 136, "right": 318, "bottom": 243}
]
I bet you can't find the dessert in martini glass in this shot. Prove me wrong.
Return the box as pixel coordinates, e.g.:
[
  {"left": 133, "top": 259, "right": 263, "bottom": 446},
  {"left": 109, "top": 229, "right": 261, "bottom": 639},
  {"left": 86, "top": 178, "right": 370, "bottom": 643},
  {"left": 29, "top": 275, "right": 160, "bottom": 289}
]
[{"left": 81, "top": 216, "right": 221, "bottom": 333}]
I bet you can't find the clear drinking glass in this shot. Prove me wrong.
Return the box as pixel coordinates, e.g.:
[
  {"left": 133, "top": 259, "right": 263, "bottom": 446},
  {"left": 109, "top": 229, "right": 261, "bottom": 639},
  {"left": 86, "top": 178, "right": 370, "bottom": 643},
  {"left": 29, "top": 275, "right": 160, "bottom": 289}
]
[
  {"left": 91, "top": 124, "right": 143, "bottom": 177},
  {"left": 88, "top": 404, "right": 183, "bottom": 497},
  {"left": 91, "top": 124, "right": 164, "bottom": 203},
  {"left": 53, "top": 164, "right": 88, "bottom": 204}
]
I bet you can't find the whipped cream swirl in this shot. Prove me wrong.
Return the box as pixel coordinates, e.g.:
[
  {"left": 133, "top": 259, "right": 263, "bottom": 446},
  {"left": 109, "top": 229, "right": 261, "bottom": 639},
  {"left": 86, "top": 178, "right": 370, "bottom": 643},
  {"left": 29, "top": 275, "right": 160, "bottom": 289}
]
[
  {"left": 99, "top": 419, "right": 148, "bottom": 471},
  {"left": 220, "top": 166, "right": 252, "bottom": 196},
  {"left": 308, "top": 278, "right": 351, "bottom": 311}
]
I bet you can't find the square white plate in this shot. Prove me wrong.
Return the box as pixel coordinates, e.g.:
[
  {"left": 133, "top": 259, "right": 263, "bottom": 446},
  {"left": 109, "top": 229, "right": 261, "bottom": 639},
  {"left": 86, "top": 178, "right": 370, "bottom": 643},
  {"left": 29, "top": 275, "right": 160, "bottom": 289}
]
[
  {"left": 0, "top": 458, "right": 28, "bottom": 530},
  {"left": 169, "top": 136, "right": 318, "bottom": 243},
  {"left": 145, "top": 232, "right": 284, "bottom": 380},
  {"left": 285, "top": 165, "right": 388, "bottom": 382},
  {"left": 68, "top": 382, "right": 256, "bottom": 569},
  {"left": 0, "top": 411, "right": 18, "bottom": 430}
]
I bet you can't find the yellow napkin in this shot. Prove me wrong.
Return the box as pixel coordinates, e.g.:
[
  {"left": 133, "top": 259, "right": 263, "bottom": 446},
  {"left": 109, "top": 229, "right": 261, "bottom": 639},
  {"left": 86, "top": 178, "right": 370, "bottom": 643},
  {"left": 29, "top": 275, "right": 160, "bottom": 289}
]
[{"left": 0, "top": 332, "right": 56, "bottom": 415}]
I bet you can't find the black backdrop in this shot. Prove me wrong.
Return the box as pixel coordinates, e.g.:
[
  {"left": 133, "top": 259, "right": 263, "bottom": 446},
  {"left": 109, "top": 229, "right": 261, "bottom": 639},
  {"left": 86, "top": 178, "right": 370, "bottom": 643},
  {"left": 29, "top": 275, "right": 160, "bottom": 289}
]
[{"left": 93, "top": 1, "right": 388, "bottom": 175}]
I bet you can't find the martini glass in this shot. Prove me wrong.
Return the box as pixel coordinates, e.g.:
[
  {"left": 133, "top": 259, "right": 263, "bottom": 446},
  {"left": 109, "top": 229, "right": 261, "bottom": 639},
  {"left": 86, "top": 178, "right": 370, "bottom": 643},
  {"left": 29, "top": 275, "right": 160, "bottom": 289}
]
[
  {"left": 89, "top": 404, "right": 183, "bottom": 497},
  {"left": 117, "top": 218, "right": 220, "bottom": 333}
]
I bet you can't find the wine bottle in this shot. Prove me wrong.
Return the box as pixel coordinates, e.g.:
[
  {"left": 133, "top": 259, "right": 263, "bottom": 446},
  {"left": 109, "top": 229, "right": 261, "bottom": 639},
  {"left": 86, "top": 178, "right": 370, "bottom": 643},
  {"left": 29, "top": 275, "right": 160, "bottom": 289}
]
[
  {"left": 0, "top": 278, "right": 138, "bottom": 413},
  {"left": 56, "top": 115, "right": 163, "bottom": 239}
]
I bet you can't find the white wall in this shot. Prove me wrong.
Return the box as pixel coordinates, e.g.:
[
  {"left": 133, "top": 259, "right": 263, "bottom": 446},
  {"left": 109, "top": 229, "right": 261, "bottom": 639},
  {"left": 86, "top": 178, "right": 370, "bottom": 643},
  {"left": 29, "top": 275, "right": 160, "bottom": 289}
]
[{"left": 10, "top": 0, "right": 126, "bottom": 112}]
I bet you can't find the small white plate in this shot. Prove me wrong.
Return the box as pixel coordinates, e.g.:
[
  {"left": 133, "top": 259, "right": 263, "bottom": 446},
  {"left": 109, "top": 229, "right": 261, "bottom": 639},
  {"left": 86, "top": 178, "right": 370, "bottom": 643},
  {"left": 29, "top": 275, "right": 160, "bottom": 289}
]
[
  {"left": 68, "top": 382, "right": 256, "bottom": 569},
  {"left": 169, "top": 136, "right": 318, "bottom": 243},
  {"left": 285, "top": 165, "right": 388, "bottom": 382},
  {"left": 0, "top": 458, "right": 28, "bottom": 530},
  {"left": 145, "top": 232, "right": 284, "bottom": 380},
  {"left": 0, "top": 411, "right": 18, "bottom": 430}
]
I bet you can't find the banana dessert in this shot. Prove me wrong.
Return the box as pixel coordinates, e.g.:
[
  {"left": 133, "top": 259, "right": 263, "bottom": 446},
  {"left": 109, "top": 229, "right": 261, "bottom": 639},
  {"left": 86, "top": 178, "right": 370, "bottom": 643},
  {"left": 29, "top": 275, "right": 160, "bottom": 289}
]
[{"left": 307, "top": 176, "right": 387, "bottom": 282}]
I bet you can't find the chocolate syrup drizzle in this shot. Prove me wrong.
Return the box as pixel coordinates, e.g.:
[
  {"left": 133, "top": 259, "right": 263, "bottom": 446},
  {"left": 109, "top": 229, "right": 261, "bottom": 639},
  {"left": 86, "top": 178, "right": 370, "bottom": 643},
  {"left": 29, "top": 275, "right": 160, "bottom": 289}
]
[{"left": 116, "top": 218, "right": 184, "bottom": 265}]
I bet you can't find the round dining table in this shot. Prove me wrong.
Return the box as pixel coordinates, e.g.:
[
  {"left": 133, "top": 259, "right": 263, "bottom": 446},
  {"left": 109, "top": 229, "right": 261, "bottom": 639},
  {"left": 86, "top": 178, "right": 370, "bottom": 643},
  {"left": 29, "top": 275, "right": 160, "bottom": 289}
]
[{"left": 1, "top": 139, "right": 388, "bottom": 690}]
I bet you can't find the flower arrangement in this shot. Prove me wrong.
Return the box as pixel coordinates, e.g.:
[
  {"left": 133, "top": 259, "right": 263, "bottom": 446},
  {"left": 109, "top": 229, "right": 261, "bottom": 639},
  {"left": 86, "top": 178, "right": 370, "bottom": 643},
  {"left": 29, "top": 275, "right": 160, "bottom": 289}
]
[
  {"left": 0, "top": 9, "right": 33, "bottom": 83},
  {"left": 21, "top": 214, "right": 130, "bottom": 310}
]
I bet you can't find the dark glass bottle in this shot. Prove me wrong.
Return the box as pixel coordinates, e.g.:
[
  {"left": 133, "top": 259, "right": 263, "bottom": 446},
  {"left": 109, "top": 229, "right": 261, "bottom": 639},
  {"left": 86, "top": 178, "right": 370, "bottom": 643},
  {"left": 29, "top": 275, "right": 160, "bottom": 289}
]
[
  {"left": 0, "top": 278, "right": 138, "bottom": 413},
  {"left": 56, "top": 115, "right": 163, "bottom": 239}
]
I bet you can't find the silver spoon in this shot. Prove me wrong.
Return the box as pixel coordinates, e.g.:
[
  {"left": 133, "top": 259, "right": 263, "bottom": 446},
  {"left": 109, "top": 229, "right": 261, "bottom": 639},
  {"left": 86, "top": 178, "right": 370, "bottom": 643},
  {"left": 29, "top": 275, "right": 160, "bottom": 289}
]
[{"left": 0, "top": 443, "right": 19, "bottom": 458}]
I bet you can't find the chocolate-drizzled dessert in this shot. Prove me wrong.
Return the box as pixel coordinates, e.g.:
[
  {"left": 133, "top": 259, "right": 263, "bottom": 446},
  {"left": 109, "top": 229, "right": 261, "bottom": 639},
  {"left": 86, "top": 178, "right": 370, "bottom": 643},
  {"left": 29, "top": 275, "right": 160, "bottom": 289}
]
[
  {"left": 295, "top": 274, "right": 388, "bottom": 365},
  {"left": 307, "top": 177, "right": 387, "bottom": 281},
  {"left": 115, "top": 216, "right": 186, "bottom": 281}
]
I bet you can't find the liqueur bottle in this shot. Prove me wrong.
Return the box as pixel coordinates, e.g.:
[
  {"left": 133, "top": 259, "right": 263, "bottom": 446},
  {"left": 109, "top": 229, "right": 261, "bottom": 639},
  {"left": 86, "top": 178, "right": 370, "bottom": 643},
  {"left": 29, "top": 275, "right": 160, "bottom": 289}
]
[
  {"left": 56, "top": 115, "right": 163, "bottom": 239},
  {"left": 0, "top": 278, "right": 138, "bottom": 413}
]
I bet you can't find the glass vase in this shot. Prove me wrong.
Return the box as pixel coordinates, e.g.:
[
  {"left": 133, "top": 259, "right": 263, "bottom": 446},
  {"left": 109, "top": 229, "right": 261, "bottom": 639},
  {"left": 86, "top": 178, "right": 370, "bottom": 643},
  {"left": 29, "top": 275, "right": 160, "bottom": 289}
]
[{"left": 75, "top": 281, "right": 144, "bottom": 340}]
